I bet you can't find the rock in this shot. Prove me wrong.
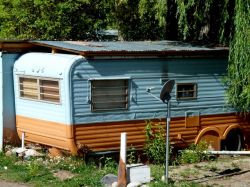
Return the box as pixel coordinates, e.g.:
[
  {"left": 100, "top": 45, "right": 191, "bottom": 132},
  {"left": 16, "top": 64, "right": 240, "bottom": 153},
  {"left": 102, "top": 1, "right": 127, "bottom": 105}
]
[
  {"left": 25, "top": 149, "right": 43, "bottom": 157},
  {"left": 14, "top": 148, "right": 27, "bottom": 154},
  {"left": 127, "top": 182, "right": 142, "bottom": 187},
  {"left": 53, "top": 170, "right": 76, "bottom": 181},
  {"left": 101, "top": 174, "right": 118, "bottom": 187},
  {"left": 5, "top": 150, "right": 13, "bottom": 156},
  {"left": 112, "top": 182, "right": 118, "bottom": 187}
]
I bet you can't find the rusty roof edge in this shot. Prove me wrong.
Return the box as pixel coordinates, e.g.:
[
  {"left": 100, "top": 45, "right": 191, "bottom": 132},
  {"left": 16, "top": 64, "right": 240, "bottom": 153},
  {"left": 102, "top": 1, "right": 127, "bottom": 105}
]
[
  {"left": 29, "top": 40, "right": 87, "bottom": 54},
  {"left": 0, "top": 40, "right": 37, "bottom": 52},
  {"left": 30, "top": 41, "right": 229, "bottom": 57},
  {"left": 1, "top": 40, "right": 229, "bottom": 57}
]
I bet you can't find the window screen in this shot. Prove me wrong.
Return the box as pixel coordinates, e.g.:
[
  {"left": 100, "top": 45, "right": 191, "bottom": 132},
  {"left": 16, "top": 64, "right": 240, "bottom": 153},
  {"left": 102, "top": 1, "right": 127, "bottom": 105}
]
[
  {"left": 176, "top": 83, "right": 197, "bottom": 100},
  {"left": 19, "top": 77, "right": 38, "bottom": 99},
  {"left": 19, "top": 76, "right": 60, "bottom": 103},
  {"left": 91, "top": 79, "right": 129, "bottom": 111}
]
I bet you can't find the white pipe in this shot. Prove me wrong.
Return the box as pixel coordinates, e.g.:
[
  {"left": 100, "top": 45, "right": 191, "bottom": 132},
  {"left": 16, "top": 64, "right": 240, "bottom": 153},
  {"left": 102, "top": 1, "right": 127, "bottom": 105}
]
[
  {"left": 206, "top": 151, "right": 250, "bottom": 155},
  {"left": 118, "top": 132, "right": 127, "bottom": 187},
  {"left": 120, "top": 132, "right": 127, "bottom": 164},
  {"left": 21, "top": 132, "right": 25, "bottom": 149}
]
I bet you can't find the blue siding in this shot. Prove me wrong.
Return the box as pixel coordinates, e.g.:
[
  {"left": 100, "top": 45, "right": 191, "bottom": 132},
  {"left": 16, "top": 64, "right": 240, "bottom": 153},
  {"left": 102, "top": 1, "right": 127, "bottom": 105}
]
[
  {"left": 1, "top": 53, "right": 20, "bottom": 132},
  {"left": 13, "top": 53, "right": 83, "bottom": 125},
  {"left": 71, "top": 58, "right": 229, "bottom": 124}
]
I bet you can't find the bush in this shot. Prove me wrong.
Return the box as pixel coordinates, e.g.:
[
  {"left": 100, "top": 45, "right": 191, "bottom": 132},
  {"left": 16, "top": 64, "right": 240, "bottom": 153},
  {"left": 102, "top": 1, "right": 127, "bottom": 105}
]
[
  {"left": 177, "top": 141, "right": 209, "bottom": 164},
  {"left": 144, "top": 120, "right": 168, "bottom": 164}
]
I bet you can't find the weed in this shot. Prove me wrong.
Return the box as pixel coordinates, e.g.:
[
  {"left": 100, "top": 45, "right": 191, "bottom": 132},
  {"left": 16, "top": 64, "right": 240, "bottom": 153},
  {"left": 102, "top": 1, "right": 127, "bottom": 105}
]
[
  {"left": 127, "top": 146, "right": 137, "bottom": 164},
  {"left": 179, "top": 168, "right": 198, "bottom": 178},
  {"left": 231, "top": 162, "right": 240, "bottom": 169},
  {"left": 144, "top": 120, "right": 168, "bottom": 164},
  {"left": 177, "top": 141, "right": 209, "bottom": 164},
  {"left": 205, "top": 163, "right": 218, "bottom": 172}
]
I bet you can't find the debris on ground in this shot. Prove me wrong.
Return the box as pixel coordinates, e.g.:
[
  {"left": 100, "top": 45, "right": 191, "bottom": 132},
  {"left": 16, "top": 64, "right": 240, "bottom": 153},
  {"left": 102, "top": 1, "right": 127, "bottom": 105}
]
[
  {"left": 53, "top": 170, "right": 76, "bottom": 181},
  {"left": 169, "top": 156, "right": 250, "bottom": 186}
]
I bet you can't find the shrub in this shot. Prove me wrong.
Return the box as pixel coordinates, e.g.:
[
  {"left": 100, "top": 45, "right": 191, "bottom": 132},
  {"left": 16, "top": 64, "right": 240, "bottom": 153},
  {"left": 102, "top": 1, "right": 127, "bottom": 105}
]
[
  {"left": 144, "top": 120, "right": 168, "bottom": 164},
  {"left": 177, "top": 141, "right": 209, "bottom": 164}
]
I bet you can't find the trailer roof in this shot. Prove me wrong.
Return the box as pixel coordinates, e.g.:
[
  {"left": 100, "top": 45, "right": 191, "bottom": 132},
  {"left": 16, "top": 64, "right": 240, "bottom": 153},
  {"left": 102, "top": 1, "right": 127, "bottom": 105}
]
[{"left": 0, "top": 40, "right": 228, "bottom": 57}]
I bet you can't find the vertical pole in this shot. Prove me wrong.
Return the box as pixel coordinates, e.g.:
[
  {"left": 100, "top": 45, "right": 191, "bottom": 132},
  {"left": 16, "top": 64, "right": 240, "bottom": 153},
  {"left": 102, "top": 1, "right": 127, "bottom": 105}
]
[
  {"left": 0, "top": 54, "right": 3, "bottom": 151},
  {"left": 118, "top": 132, "right": 127, "bottom": 187},
  {"left": 21, "top": 132, "right": 25, "bottom": 149},
  {"left": 165, "top": 101, "right": 171, "bottom": 183}
]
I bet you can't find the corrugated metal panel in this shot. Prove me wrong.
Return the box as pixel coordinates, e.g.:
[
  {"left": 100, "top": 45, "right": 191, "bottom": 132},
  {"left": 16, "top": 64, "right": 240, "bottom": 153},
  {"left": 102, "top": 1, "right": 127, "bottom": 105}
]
[
  {"left": 32, "top": 40, "right": 228, "bottom": 56},
  {"left": 16, "top": 115, "right": 75, "bottom": 152},
  {"left": 71, "top": 57, "right": 229, "bottom": 124}
]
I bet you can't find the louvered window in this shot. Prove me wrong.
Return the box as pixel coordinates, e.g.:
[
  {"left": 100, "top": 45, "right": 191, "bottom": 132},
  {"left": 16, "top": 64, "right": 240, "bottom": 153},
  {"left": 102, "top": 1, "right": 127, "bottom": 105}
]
[
  {"left": 176, "top": 83, "right": 197, "bottom": 100},
  {"left": 19, "top": 77, "right": 60, "bottom": 103},
  {"left": 91, "top": 79, "right": 129, "bottom": 111}
]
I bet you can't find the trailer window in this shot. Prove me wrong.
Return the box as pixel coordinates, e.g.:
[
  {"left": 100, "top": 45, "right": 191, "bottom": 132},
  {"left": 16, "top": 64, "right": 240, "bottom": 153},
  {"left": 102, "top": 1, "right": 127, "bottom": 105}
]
[
  {"left": 40, "top": 80, "right": 60, "bottom": 103},
  {"left": 19, "top": 77, "right": 60, "bottom": 103},
  {"left": 19, "top": 77, "right": 38, "bottom": 99},
  {"left": 91, "top": 79, "right": 129, "bottom": 111},
  {"left": 176, "top": 83, "right": 197, "bottom": 100}
]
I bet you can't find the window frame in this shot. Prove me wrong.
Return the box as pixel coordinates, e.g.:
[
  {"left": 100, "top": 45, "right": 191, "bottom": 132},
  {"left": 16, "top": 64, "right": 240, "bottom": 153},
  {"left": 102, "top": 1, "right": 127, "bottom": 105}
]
[
  {"left": 176, "top": 83, "right": 197, "bottom": 100},
  {"left": 18, "top": 76, "right": 61, "bottom": 104},
  {"left": 89, "top": 77, "right": 130, "bottom": 112}
]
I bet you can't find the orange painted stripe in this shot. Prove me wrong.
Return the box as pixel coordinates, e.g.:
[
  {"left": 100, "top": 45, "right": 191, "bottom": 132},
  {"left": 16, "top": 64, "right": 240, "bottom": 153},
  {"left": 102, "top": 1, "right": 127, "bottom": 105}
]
[{"left": 16, "top": 113, "right": 250, "bottom": 153}]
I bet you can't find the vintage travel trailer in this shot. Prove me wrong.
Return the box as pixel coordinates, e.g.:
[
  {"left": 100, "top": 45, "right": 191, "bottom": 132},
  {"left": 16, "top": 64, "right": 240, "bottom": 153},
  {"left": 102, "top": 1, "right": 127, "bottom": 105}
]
[{"left": 0, "top": 40, "right": 249, "bottom": 154}]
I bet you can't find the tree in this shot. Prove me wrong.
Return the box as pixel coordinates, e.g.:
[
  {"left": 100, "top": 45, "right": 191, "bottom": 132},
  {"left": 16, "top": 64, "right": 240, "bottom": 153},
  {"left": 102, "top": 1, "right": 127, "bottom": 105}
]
[
  {"left": 0, "top": 0, "right": 108, "bottom": 40},
  {"left": 108, "top": 0, "right": 166, "bottom": 40},
  {"left": 226, "top": 0, "right": 250, "bottom": 113}
]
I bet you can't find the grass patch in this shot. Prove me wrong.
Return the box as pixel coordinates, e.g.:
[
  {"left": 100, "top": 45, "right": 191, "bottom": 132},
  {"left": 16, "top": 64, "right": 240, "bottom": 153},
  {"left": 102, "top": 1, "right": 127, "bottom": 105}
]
[{"left": 0, "top": 151, "right": 118, "bottom": 187}]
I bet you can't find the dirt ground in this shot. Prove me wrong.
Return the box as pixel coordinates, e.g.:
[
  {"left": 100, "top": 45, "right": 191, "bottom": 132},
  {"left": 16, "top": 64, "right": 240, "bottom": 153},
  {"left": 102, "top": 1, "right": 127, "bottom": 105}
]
[
  {"left": 170, "top": 155, "right": 250, "bottom": 187},
  {"left": 0, "top": 181, "right": 30, "bottom": 187}
]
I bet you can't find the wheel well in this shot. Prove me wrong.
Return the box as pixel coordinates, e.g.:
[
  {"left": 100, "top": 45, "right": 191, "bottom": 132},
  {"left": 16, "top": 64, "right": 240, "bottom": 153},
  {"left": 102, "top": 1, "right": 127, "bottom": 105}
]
[
  {"left": 221, "top": 128, "right": 243, "bottom": 151},
  {"left": 195, "top": 127, "right": 221, "bottom": 150}
]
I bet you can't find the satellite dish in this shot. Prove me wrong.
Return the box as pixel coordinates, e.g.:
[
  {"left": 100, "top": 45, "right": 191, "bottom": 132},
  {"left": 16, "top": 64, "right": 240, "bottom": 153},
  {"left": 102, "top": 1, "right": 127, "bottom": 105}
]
[{"left": 160, "top": 80, "right": 175, "bottom": 103}]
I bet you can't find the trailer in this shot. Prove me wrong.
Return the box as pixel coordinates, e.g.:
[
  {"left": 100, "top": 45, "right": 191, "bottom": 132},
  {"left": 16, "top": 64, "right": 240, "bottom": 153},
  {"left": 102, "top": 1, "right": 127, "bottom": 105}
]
[{"left": 0, "top": 40, "right": 249, "bottom": 154}]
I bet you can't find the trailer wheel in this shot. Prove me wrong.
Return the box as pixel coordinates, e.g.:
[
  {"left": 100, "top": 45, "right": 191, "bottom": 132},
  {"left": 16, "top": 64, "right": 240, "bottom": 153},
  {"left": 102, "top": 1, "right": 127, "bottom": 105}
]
[{"left": 221, "top": 129, "right": 242, "bottom": 151}]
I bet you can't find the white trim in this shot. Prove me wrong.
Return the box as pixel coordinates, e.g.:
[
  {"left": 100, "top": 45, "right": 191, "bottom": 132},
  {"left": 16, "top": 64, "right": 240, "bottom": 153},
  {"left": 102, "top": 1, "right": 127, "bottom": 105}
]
[{"left": 88, "top": 76, "right": 131, "bottom": 81}]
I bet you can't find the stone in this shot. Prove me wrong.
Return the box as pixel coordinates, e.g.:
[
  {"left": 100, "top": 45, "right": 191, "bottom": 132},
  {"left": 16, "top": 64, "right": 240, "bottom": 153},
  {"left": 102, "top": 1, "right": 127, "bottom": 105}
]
[
  {"left": 25, "top": 149, "right": 43, "bottom": 157},
  {"left": 101, "top": 174, "right": 118, "bottom": 187},
  {"left": 111, "top": 182, "right": 118, "bottom": 187},
  {"left": 126, "top": 182, "right": 142, "bottom": 187},
  {"left": 53, "top": 170, "right": 76, "bottom": 181}
]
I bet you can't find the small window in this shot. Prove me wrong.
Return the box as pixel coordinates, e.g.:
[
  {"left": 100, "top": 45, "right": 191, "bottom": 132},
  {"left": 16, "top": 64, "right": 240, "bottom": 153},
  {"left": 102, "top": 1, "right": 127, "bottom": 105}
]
[
  {"left": 40, "top": 80, "right": 60, "bottom": 103},
  {"left": 19, "top": 77, "right": 38, "bottom": 99},
  {"left": 19, "top": 76, "right": 60, "bottom": 103},
  {"left": 176, "top": 83, "right": 197, "bottom": 100},
  {"left": 91, "top": 79, "right": 129, "bottom": 111}
]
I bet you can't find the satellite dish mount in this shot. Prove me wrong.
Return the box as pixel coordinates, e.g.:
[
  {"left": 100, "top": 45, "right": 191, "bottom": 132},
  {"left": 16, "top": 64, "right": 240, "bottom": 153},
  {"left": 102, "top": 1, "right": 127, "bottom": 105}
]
[{"left": 159, "top": 80, "right": 175, "bottom": 183}]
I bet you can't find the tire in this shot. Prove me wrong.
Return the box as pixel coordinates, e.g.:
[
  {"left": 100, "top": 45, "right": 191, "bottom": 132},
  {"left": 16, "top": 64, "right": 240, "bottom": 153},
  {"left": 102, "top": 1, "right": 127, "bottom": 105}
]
[{"left": 221, "top": 129, "right": 242, "bottom": 151}]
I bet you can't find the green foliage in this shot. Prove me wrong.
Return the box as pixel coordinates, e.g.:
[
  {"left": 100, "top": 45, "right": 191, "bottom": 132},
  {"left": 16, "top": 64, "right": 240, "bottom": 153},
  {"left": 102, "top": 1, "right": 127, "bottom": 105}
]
[
  {"left": 175, "top": 0, "right": 233, "bottom": 43},
  {"left": 177, "top": 141, "right": 209, "bottom": 164},
  {"left": 110, "top": 0, "right": 166, "bottom": 40},
  {"left": 102, "top": 156, "right": 118, "bottom": 174},
  {"left": 144, "top": 120, "right": 167, "bottom": 164},
  {"left": 0, "top": 153, "right": 112, "bottom": 187},
  {"left": 226, "top": 0, "right": 250, "bottom": 113},
  {"left": 127, "top": 147, "right": 137, "bottom": 164},
  {"left": 0, "top": 0, "right": 109, "bottom": 40}
]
